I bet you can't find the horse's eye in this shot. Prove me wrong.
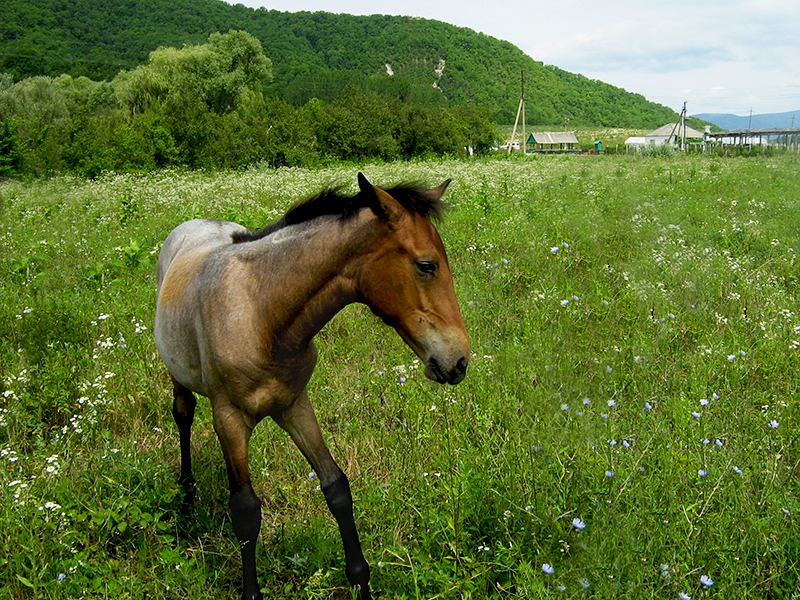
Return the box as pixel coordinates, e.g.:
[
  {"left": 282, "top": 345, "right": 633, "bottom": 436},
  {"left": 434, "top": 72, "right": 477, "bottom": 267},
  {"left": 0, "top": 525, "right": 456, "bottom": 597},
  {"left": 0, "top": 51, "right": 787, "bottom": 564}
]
[{"left": 416, "top": 261, "right": 438, "bottom": 277}]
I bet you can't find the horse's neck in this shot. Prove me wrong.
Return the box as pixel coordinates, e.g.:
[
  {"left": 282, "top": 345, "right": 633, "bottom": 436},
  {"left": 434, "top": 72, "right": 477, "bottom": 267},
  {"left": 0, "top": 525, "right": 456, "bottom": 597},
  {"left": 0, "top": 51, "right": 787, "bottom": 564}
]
[{"left": 250, "top": 217, "right": 365, "bottom": 352}]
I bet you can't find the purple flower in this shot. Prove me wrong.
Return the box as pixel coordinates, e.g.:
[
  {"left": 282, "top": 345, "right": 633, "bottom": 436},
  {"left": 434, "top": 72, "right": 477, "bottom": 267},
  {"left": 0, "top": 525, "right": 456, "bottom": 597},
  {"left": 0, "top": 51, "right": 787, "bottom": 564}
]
[
  {"left": 679, "top": 594, "right": 691, "bottom": 600},
  {"left": 692, "top": 411, "right": 702, "bottom": 418},
  {"left": 542, "top": 563, "right": 555, "bottom": 574},
  {"left": 700, "top": 575, "right": 714, "bottom": 587},
  {"left": 698, "top": 469, "right": 707, "bottom": 477},
  {"left": 572, "top": 517, "right": 586, "bottom": 530},
  {"left": 769, "top": 420, "right": 779, "bottom": 429}
]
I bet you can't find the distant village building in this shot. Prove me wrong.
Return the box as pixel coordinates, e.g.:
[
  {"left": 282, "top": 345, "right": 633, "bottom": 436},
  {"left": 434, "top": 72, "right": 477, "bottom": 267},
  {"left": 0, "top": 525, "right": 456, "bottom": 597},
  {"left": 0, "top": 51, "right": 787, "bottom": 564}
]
[
  {"left": 527, "top": 132, "right": 579, "bottom": 153},
  {"left": 625, "top": 123, "right": 704, "bottom": 151}
]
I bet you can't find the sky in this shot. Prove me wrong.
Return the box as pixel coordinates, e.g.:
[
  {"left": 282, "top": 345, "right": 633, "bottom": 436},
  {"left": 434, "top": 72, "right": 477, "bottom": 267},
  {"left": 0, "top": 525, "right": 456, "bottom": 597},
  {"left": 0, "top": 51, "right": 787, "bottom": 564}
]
[{"left": 226, "top": 0, "right": 800, "bottom": 116}]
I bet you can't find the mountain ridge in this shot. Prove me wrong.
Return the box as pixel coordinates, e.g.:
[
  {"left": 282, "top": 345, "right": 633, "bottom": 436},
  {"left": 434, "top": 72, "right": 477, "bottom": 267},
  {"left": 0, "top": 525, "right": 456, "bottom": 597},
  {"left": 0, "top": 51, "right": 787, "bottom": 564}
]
[
  {"left": 691, "top": 110, "right": 800, "bottom": 130},
  {"left": 1, "top": 0, "right": 678, "bottom": 128}
]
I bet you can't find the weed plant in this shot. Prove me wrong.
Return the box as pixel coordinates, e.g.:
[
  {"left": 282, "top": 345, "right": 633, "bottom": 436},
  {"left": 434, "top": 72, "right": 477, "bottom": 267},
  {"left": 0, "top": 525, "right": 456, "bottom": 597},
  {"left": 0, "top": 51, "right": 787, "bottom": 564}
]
[{"left": 1, "top": 155, "right": 799, "bottom": 598}]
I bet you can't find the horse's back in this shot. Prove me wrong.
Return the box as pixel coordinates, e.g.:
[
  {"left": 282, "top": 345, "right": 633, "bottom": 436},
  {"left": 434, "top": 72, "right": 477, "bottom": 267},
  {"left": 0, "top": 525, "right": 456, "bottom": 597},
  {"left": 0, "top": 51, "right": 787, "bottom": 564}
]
[
  {"left": 155, "top": 219, "right": 247, "bottom": 393},
  {"left": 157, "top": 219, "right": 246, "bottom": 290}
]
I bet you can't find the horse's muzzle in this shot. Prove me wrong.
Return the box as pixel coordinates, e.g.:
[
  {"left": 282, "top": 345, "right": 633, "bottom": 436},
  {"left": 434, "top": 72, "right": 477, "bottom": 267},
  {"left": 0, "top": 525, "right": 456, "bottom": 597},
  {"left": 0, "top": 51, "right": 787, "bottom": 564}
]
[{"left": 425, "top": 354, "right": 468, "bottom": 385}]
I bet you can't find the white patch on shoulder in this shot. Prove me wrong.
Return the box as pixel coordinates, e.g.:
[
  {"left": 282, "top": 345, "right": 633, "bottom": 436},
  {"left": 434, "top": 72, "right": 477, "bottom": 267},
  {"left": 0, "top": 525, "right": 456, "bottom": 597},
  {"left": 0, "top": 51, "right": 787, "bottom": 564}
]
[{"left": 264, "top": 219, "right": 329, "bottom": 245}]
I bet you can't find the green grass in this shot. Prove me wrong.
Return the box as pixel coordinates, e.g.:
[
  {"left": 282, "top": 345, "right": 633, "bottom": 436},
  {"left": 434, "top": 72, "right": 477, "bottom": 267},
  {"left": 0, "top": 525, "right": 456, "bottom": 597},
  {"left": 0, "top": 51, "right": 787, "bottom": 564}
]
[{"left": 1, "top": 154, "right": 799, "bottom": 599}]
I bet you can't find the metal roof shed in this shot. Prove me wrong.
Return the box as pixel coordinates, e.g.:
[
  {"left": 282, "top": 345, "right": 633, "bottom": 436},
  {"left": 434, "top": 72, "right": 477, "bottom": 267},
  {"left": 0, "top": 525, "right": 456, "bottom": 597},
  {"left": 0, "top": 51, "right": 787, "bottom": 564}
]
[{"left": 527, "top": 132, "right": 580, "bottom": 152}]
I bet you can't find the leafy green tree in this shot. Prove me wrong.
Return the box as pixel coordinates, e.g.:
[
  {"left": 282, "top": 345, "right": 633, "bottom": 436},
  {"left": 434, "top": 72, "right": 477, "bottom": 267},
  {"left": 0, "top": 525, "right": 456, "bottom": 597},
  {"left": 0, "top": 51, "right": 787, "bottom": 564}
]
[
  {"left": 113, "top": 30, "right": 272, "bottom": 117},
  {"left": 451, "top": 104, "right": 498, "bottom": 155},
  {"left": 315, "top": 87, "right": 401, "bottom": 161},
  {"left": 0, "top": 120, "right": 23, "bottom": 176},
  {"left": 0, "top": 75, "right": 71, "bottom": 174}
]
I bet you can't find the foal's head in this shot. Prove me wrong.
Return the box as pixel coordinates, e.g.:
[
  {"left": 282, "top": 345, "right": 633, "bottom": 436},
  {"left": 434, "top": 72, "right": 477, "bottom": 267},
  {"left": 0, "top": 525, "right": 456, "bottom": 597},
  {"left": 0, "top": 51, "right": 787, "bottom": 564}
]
[{"left": 356, "top": 173, "right": 469, "bottom": 385}]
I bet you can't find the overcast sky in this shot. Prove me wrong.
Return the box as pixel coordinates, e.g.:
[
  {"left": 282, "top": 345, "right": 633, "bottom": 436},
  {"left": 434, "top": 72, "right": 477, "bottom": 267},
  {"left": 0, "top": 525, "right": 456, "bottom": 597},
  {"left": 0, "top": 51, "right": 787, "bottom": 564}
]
[{"left": 227, "top": 0, "right": 800, "bottom": 116}]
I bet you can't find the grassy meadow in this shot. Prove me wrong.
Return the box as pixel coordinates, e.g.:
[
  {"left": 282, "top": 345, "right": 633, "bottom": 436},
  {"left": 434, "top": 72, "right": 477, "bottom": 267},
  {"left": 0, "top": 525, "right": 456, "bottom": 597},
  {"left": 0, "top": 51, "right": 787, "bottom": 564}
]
[{"left": 1, "top": 154, "right": 799, "bottom": 599}]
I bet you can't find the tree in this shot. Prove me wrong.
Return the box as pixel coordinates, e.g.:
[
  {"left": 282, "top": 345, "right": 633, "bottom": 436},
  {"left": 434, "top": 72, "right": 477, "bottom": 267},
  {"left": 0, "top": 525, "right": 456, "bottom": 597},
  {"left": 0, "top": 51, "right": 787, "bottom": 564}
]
[
  {"left": 113, "top": 30, "right": 273, "bottom": 117},
  {"left": 0, "top": 120, "right": 23, "bottom": 176}
]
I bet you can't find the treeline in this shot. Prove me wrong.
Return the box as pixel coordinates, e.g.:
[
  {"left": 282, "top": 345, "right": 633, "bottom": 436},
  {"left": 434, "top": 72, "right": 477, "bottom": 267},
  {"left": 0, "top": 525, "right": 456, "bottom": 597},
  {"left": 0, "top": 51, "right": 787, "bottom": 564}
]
[{"left": 0, "top": 31, "right": 496, "bottom": 178}]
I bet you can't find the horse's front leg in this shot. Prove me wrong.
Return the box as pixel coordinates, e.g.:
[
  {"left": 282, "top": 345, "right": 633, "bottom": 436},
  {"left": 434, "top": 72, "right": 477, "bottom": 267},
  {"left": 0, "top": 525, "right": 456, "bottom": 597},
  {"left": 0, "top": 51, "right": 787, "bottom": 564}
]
[
  {"left": 213, "top": 403, "right": 263, "bottom": 600},
  {"left": 275, "top": 393, "right": 371, "bottom": 600}
]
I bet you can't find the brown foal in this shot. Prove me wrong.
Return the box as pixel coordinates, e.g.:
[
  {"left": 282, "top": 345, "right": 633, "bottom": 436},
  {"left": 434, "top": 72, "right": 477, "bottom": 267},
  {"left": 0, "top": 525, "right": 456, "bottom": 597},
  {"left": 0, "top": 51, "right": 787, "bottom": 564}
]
[{"left": 154, "top": 173, "right": 469, "bottom": 599}]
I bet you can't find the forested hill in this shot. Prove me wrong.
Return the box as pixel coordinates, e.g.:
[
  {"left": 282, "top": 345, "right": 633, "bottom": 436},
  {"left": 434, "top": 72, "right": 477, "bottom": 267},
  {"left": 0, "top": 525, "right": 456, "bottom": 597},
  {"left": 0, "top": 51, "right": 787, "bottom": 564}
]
[{"left": 1, "top": 0, "right": 676, "bottom": 127}]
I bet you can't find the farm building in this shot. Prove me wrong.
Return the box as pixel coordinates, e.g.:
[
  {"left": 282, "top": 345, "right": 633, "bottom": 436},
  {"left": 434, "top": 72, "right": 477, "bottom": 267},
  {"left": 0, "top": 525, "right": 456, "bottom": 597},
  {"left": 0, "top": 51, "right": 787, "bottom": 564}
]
[
  {"left": 625, "top": 123, "right": 704, "bottom": 150},
  {"left": 527, "top": 132, "right": 579, "bottom": 153}
]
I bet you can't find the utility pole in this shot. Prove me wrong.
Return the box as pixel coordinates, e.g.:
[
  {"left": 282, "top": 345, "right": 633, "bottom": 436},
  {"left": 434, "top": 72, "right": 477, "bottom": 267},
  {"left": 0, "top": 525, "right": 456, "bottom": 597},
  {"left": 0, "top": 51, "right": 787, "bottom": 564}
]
[
  {"left": 681, "top": 102, "right": 687, "bottom": 152},
  {"left": 507, "top": 70, "right": 526, "bottom": 154},
  {"left": 669, "top": 102, "right": 688, "bottom": 151}
]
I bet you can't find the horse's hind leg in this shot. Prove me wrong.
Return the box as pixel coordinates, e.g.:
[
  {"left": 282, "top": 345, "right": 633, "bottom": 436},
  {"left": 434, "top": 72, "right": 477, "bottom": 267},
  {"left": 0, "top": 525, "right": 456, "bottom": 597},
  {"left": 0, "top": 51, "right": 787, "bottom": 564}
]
[
  {"left": 171, "top": 377, "right": 197, "bottom": 506},
  {"left": 213, "top": 403, "right": 263, "bottom": 600},
  {"left": 275, "top": 393, "right": 371, "bottom": 600}
]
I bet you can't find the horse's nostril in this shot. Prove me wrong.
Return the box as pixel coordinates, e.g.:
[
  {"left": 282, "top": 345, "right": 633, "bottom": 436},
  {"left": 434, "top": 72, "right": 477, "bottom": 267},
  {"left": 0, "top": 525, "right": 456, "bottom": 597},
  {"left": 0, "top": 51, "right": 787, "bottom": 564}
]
[
  {"left": 447, "top": 356, "right": 468, "bottom": 384},
  {"left": 455, "top": 356, "right": 468, "bottom": 375}
]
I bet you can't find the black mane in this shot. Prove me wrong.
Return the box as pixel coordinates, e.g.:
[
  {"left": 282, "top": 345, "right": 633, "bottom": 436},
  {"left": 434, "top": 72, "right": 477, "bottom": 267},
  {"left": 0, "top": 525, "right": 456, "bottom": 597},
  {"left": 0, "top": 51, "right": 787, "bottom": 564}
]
[{"left": 231, "top": 182, "right": 444, "bottom": 244}]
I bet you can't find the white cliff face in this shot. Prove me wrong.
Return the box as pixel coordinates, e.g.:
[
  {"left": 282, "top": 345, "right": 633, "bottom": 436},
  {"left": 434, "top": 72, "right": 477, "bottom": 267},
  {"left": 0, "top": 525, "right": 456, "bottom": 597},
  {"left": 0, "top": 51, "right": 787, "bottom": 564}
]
[
  {"left": 432, "top": 58, "right": 445, "bottom": 91},
  {"left": 434, "top": 58, "right": 445, "bottom": 79}
]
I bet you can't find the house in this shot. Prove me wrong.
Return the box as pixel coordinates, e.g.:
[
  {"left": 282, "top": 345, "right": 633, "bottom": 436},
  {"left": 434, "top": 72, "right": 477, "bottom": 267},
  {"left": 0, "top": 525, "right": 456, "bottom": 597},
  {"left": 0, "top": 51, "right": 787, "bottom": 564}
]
[
  {"left": 527, "top": 132, "right": 579, "bottom": 153},
  {"left": 626, "top": 123, "right": 704, "bottom": 150}
]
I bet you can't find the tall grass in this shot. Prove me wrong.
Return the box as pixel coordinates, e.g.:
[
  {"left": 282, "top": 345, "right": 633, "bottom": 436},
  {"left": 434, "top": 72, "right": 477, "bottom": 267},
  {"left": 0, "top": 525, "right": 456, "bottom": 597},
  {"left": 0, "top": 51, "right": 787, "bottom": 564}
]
[{"left": 1, "top": 154, "right": 798, "bottom": 599}]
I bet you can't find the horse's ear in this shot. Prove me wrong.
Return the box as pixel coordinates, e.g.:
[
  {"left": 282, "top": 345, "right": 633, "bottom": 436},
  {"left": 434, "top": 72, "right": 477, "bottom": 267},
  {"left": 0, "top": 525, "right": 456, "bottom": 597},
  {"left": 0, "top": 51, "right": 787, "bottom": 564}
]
[
  {"left": 426, "top": 179, "right": 451, "bottom": 201},
  {"left": 358, "top": 172, "right": 403, "bottom": 225}
]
